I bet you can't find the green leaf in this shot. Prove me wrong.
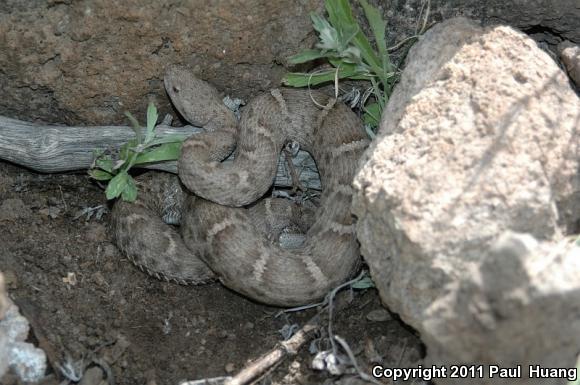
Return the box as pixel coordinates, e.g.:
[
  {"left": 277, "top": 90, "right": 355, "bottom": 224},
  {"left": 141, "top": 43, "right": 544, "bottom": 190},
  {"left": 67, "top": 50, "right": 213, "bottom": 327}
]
[
  {"left": 324, "top": 0, "right": 359, "bottom": 52},
  {"left": 363, "top": 102, "right": 381, "bottom": 126},
  {"left": 95, "top": 157, "right": 114, "bottom": 173},
  {"left": 121, "top": 175, "right": 138, "bottom": 202},
  {"left": 119, "top": 139, "right": 138, "bottom": 162},
  {"left": 124, "top": 111, "right": 142, "bottom": 144},
  {"left": 105, "top": 172, "right": 129, "bottom": 200},
  {"left": 339, "top": 46, "right": 362, "bottom": 64},
  {"left": 143, "top": 134, "right": 190, "bottom": 147},
  {"left": 326, "top": 0, "right": 381, "bottom": 70},
  {"left": 282, "top": 66, "right": 370, "bottom": 87},
  {"left": 145, "top": 102, "right": 158, "bottom": 143},
  {"left": 288, "top": 49, "right": 328, "bottom": 64},
  {"left": 88, "top": 169, "right": 113, "bottom": 181},
  {"left": 359, "top": 0, "right": 387, "bottom": 60},
  {"left": 328, "top": 58, "right": 369, "bottom": 75},
  {"left": 311, "top": 13, "right": 340, "bottom": 51},
  {"left": 351, "top": 276, "right": 375, "bottom": 289},
  {"left": 134, "top": 142, "right": 182, "bottom": 164},
  {"left": 370, "top": 77, "right": 385, "bottom": 110},
  {"left": 325, "top": 0, "right": 357, "bottom": 35},
  {"left": 365, "top": 124, "right": 376, "bottom": 139}
]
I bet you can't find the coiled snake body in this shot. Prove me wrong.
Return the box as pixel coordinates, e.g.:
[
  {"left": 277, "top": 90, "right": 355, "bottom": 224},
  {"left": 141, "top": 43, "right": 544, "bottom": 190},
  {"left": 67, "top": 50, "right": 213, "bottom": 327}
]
[{"left": 112, "top": 67, "right": 369, "bottom": 306}]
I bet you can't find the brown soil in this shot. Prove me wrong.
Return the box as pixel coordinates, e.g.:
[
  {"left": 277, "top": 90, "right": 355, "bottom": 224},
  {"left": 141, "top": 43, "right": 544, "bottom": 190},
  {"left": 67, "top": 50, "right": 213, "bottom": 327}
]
[{"left": 0, "top": 161, "right": 424, "bottom": 385}]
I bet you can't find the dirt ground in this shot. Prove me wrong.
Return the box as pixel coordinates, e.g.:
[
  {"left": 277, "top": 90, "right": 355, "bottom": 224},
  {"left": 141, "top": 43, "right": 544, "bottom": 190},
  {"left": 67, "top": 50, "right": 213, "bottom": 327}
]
[{"left": 0, "top": 161, "right": 424, "bottom": 385}]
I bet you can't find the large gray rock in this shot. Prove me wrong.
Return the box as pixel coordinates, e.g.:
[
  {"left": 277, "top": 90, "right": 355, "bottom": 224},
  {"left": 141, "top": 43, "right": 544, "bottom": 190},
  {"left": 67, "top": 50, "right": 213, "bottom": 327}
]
[
  {"left": 0, "top": 272, "right": 47, "bottom": 382},
  {"left": 0, "top": 274, "right": 8, "bottom": 378},
  {"left": 559, "top": 41, "right": 580, "bottom": 88},
  {"left": 353, "top": 17, "right": 580, "bottom": 384}
]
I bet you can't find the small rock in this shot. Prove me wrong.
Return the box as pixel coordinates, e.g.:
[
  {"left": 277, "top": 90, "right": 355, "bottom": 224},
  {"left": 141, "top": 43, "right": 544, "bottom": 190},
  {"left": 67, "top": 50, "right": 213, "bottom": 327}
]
[
  {"left": 363, "top": 338, "right": 382, "bottom": 364},
  {"left": 38, "top": 206, "right": 60, "bottom": 219},
  {"left": 0, "top": 292, "right": 47, "bottom": 382},
  {"left": 86, "top": 336, "right": 100, "bottom": 347},
  {"left": 224, "top": 363, "right": 235, "bottom": 373},
  {"left": 92, "top": 272, "right": 107, "bottom": 287},
  {"left": 366, "top": 308, "right": 392, "bottom": 322},
  {"left": 3, "top": 271, "right": 17, "bottom": 290},
  {"left": 559, "top": 41, "right": 580, "bottom": 87},
  {"left": 79, "top": 366, "right": 104, "bottom": 385},
  {"left": 102, "top": 334, "right": 130, "bottom": 365},
  {"left": 0, "top": 273, "right": 8, "bottom": 320},
  {"left": 62, "top": 272, "right": 77, "bottom": 286}
]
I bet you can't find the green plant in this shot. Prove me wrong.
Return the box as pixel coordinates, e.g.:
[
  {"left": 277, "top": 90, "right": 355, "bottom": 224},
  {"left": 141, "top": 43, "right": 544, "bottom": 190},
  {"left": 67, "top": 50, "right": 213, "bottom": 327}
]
[
  {"left": 89, "top": 103, "right": 188, "bottom": 202},
  {"left": 283, "top": 0, "right": 396, "bottom": 130}
]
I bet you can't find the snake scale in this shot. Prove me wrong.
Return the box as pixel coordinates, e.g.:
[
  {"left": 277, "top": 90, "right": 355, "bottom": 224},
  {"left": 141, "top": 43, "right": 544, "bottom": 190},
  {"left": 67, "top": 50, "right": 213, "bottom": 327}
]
[{"left": 111, "top": 66, "right": 369, "bottom": 306}]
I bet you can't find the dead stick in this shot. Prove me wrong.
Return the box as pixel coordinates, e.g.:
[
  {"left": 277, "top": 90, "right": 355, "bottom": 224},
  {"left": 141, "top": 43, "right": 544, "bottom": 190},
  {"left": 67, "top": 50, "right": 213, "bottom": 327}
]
[
  {"left": 0, "top": 115, "right": 321, "bottom": 190},
  {"left": 283, "top": 147, "right": 305, "bottom": 193},
  {"left": 223, "top": 315, "right": 321, "bottom": 385}
]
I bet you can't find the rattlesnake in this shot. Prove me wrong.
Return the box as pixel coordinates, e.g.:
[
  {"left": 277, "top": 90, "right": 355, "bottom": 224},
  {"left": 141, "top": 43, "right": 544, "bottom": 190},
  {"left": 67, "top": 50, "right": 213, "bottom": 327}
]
[{"left": 111, "top": 66, "right": 369, "bottom": 306}]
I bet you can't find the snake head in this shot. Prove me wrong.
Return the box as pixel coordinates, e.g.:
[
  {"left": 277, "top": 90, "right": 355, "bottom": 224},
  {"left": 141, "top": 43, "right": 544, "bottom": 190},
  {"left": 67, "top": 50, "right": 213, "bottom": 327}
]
[{"left": 164, "top": 66, "right": 236, "bottom": 131}]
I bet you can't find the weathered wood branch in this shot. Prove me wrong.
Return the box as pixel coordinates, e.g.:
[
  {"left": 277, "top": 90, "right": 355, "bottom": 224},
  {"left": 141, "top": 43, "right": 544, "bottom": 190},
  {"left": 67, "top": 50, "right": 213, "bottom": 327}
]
[{"left": 0, "top": 115, "right": 321, "bottom": 190}]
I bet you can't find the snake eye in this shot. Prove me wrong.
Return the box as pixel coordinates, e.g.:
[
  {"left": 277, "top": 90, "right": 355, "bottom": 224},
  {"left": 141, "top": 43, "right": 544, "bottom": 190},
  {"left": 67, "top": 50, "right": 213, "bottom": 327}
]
[{"left": 172, "top": 85, "right": 180, "bottom": 93}]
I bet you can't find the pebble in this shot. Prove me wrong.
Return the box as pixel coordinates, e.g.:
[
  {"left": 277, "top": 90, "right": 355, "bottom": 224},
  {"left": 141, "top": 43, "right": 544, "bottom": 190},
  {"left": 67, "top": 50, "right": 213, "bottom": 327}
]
[
  {"left": 224, "top": 363, "right": 235, "bottom": 373},
  {"left": 92, "top": 271, "right": 107, "bottom": 287},
  {"left": 3, "top": 270, "right": 18, "bottom": 289},
  {"left": 78, "top": 366, "right": 104, "bottom": 385},
  {"left": 38, "top": 206, "right": 60, "bottom": 219},
  {"left": 366, "top": 308, "right": 392, "bottom": 322}
]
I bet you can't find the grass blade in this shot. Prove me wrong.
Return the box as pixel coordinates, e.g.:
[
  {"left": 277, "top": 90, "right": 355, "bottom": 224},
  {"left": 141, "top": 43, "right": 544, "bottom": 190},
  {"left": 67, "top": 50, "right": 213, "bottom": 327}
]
[
  {"left": 326, "top": 0, "right": 381, "bottom": 74},
  {"left": 124, "top": 112, "right": 142, "bottom": 144},
  {"left": 359, "top": 0, "right": 387, "bottom": 59},
  {"left": 325, "top": 0, "right": 357, "bottom": 33},
  {"left": 363, "top": 102, "right": 381, "bottom": 126},
  {"left": 144, "top": 134, "right": 190, "bottom": 147},
  {"left": 282, "top": 66, "right": 369, "bottom": 87},
  {"left": 288, "top": 49, "right": 327, "bottom": 64},
  {"left": 145, "top": 102, "right": 158, "bottom": 143},
  {"left": 135, "top": 142, "right": 182, "bottom": 164}
]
